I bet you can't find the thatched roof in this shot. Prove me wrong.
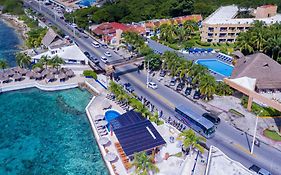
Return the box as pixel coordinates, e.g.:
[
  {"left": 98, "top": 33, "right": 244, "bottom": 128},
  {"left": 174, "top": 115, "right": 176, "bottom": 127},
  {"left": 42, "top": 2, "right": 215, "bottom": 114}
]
[
  {"left": 232, "top": 50, "right": 244, "bottom": 59},
  {"left": 42, "top": 28, "right": 63, "bottom": 48},
  {"left": 231, "top": 53, "right": 281, "bottom": 90}
]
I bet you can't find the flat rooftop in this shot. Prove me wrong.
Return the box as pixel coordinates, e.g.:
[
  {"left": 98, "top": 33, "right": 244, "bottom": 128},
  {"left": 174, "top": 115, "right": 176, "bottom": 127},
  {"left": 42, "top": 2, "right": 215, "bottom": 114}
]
[{"left": 204, "top": 5, "right": 281, "bottom": 25}]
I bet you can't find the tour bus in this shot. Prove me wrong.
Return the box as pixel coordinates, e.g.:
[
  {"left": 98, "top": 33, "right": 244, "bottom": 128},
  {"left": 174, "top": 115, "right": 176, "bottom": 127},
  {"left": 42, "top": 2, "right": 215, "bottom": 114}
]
[
  {"left": 91, "top": 41, "right": 100, "bottom": 48},
  {"left": 175, "top": 105, "right": 216, "bottom": 138}
]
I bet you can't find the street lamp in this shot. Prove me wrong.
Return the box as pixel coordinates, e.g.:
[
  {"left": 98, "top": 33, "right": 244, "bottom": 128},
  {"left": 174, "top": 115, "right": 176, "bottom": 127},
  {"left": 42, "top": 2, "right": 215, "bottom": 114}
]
[
  {"left": 146, "top": 59, "right": 150, "bottom": 88},
  {"left": 251, "top": 110, "right": 263, "bottom": 154}
]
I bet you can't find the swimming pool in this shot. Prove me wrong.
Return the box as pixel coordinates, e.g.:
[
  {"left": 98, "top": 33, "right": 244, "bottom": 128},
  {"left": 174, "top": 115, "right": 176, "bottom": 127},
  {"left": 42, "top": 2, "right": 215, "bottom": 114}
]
[
  {"left": 78, "top": 0, "right": 96, "bottom": 7},
  {"left": 196, "top": 59, "right": 234, "bottom": 77},
  {"left": 105, "top": 110, "right": 120, "bottom": 129}
]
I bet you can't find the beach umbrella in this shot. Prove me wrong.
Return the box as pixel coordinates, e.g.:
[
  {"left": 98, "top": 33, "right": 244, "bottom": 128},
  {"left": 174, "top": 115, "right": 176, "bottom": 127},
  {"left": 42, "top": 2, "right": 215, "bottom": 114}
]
[
  {"left": 58, "top": 72, "right": 67, "bottom": 79},
  {"left": 49, "top": 67, "right": 58, "bottom": 74},
  {"left": 95, "top": 115, "right": 105, "bottom": 121},
  {"left": 19, "top": 68, "right": 28, "bottom": 75},
  {"left": 26, "top": 71, "right": 35, "bottom": 78},
  {"left": 66, "top": 70, "right": 74, "bottom": 77},
  {"left": 4, "top": 69, "right": 14, "bottom": 77},
  {"left": 105, "top": 152, "right": 117, "bottom": 162},
  {"left": 99, "top": 137, "right": 110, "bottom": 146},
  {"left": 33, "top": 67, "right": 42, "bottom": 73},
  {"left": 45, "top": 73, "right": 55, "bottom": 81},
  {"left": 34, "top": 73, "right": 42, "bottom": 79},
  {"left": 97, "top": 120, "right": 108, "bottom": 126},
  {"left": 13, "top": 73, "right": 22, "bottom": 80},
  {"left": 0, "top": 75, "right": 9, "bottom": 82},
  {"left": 41, "top": 69, "right": 50, "bottom": 76}
]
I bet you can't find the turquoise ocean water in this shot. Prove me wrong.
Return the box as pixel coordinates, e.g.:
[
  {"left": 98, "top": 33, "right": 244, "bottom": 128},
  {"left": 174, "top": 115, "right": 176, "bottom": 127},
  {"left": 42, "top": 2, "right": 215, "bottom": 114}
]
[
  {"left": 0, "top": 88, "right": 109, "bottom": 175},
  {"left": 0, "top": 19, "right": 21, "bottom": 67}
]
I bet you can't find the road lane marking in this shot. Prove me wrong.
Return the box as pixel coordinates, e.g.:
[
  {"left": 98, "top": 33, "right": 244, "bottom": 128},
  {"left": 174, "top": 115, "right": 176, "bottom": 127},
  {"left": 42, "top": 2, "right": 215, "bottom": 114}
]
[
  {"left": 258, "top": 116, "right": 281, "bottom": 118},
  {"left": 234, "top": 143, "right": 256, "bottom": 157},
  {"left": 125, "top": 73, "right": 175, "bottom": 109}
]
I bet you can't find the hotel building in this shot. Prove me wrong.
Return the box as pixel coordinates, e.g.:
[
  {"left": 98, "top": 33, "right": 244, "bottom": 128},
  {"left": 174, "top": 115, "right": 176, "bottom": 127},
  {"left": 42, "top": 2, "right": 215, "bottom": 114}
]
[{"left": 200, "top": 5, "right": 281, "bottom": 43}]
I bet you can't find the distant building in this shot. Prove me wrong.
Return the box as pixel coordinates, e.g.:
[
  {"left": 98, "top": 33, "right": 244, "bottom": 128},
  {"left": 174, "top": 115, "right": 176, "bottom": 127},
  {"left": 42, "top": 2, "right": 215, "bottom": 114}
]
[
  {"left": 42, "top": 28, "right": 64, "bottom": 49},
  {"left": 231, "top": 53, "right": 281, "bottom": 91},
  {"left": 201, "top": 5, "right": 281, "bottom": 43}
]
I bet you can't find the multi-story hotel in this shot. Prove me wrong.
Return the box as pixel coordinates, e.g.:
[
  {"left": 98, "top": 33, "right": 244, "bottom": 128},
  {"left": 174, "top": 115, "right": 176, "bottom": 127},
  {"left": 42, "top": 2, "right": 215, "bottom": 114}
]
[{"left": 200, "top": 5, "right": 281, "bottom": 43}]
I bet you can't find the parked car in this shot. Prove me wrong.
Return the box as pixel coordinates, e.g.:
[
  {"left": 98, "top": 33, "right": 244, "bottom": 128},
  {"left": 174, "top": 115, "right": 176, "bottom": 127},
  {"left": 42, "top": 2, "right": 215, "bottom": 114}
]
[
  {"left": 249, "top": 165, "right": 271, "bottom": 175},
  {"left": 91, "top": 41, "right": 100, "bottom": 48},
  {"left": 147, "top": 82, "right": 158, "bottom": 89},
  {"left": 184, "top": 87, "right": 192, "bottom": 96},
  {"left": 193, "top": 90, "right": 201, "bottom": 99},
  {"left": 101, "top": 43, "right": 108, "bottom": 49},
  {"left": 159, "top": 70, "right": 166, "bottom": 77},
  {"left": 113, "top": 75, "right": 120, "bottom": 82},
  {"left": 124, "top": 83, "right": 134, "bottom": 93},
  {"left": 101, "top": 56, "right": 108, "bottom": 63},
  {"left": 83, "top": 51, "right": 90, "bottom": 58},
  {"left": 170, "top": 78, "right": 176, "bottom": 86},
  {"left": 202, "top": 113, "right": 221, "bottom": 125},
  {"left": 176, "top": 83, "right": 185, "bottom": 91},
  {"left": 92, "top": 57, "right": 99, "bottom": 64},
  {"left": 104, "top": 51, "right": 112, "bottom": 57}
]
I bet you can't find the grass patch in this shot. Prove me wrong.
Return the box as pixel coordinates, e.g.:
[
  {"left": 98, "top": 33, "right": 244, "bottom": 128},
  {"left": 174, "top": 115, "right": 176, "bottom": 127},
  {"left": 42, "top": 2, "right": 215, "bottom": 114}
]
[
  {"left": 263, "top": 129, "right": 281, "bottom": 141},
  {"left": 83, "top": 70, "right": 97, "bottom": 79},
  {"left": 229, "top": 109, "right": 244, "bottom": 117}
]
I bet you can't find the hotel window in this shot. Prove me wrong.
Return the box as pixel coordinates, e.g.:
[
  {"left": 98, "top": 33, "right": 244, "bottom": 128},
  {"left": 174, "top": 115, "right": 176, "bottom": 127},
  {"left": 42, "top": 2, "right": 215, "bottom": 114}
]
[
  {"left": 220, "top": 27, "right": 227, "bottom": 31},
  {"left": 207, "top": 39, "right": 213, "bottom": 42},
  {"left": 219, "top": 33, "right": 227, "bottom": 37}
]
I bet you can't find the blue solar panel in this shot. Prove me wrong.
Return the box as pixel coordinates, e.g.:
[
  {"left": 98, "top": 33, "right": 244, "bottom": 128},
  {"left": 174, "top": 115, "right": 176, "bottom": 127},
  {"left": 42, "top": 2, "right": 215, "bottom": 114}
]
[{"left": 112, "top": 111, "right": 166, "bottom": 157}]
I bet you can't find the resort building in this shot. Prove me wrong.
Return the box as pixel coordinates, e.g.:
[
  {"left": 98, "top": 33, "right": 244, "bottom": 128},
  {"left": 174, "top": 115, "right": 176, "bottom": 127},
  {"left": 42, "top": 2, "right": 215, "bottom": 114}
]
[
  {"left": 231, "top": 53, "right": 281, "bottom": 92},
  {"left": 200, "top": 5, "right": 281, "bottom": 43},
  {"left": 109, "top": 110, "right": 166, "bottom": 160},
  {"left": 42, "top": 28, "right": 65, "bottom": 49},
  {"left": 32, "top": 44, "right": 88, "bottom": 65}
]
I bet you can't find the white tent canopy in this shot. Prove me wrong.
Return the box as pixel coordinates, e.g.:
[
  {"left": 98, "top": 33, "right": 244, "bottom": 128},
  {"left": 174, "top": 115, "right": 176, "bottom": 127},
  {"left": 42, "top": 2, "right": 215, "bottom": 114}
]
[{"left": 229, "top": 76, "right": 256, "bottom": 91}]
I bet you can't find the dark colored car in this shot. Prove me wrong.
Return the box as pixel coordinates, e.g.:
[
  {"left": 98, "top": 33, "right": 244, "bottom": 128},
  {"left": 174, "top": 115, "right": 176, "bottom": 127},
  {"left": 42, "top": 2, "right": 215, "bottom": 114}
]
[
  {"left": 113, "top": 75, "right": 120, "bottom": 82},
  {"left": 124, "top": 83, "right": 134, "bottom": 93},
  {"left": 176, "top": 83, "right": 185, "bottom": 91},
  {"left": 193, "top": 90, "right": 201, "bottom": 99},
  {"left": 159, "top": 70, "right": 166, "bottom": 77},
  {"left": 101, "top": 43, "right": 108, "bottom": 49},
  {"left": 249, "top": 165, "right": 271, "bottom": 175},
  {"left": 185, "top": 87, "right": 192, "bottom": 96},
  {"left": 202, "top": 113, "right": 221, "bottom": 125},
  {"left": 84, "top": 51, "right": 91, "bottom": 58}
]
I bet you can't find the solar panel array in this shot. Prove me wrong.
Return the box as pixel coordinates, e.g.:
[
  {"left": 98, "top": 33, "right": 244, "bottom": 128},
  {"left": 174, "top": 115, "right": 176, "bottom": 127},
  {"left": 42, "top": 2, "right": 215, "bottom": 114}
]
[
  {"left": 110, "top": 110, "right": 145, "bottom": 130},
  {"left": 114, "top": 120, "right": 166, "bottom": 157}
]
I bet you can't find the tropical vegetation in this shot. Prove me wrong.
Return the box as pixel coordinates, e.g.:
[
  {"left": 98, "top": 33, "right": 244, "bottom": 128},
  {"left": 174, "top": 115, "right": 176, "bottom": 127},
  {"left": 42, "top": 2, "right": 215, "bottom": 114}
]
[
  {"left": 132, "top": 152, "right": 159, "bottom": 175},
  {"left": 0, "top": 0, "right": 24, "bottom": 15},
  {"left": 241, "top": 96, "right": 281, "bottom": 117},
  {"left": 177, "top": 129, "right": 206, "bottom": 155},
  {"left": 263, "top": 129, "right": 281, "bottom": 141},
  {"left": 108, "top": 81, "right": 164, "bottom": 125},
  {"left": 26, "top": 28, "right": 48, "bottom": 48},
  {"left": 0, "top": 60, "right": 8, "bottom": 70},
  {"left": 146, "top": 51, "right": 233, "bottom": 100},
  {"left": 235, "top": 21, "right": 281, "bottom": 63},
  {"left": 15, "top": 52, "right": 32, "bottom": 68},
  {"left": 83, "top": 70, "right": 97, "bottom": 79}
]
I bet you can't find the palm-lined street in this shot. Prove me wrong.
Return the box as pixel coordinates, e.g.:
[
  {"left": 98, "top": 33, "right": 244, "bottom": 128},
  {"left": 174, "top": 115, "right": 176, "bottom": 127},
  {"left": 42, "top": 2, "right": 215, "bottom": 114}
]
[{"left": 25, "top": 1, "right": 281, "bottom": 174}]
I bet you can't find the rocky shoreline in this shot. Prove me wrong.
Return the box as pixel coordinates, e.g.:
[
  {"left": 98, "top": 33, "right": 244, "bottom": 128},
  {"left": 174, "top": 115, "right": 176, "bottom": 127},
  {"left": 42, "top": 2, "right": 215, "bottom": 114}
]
[{"left": 0, "top": 12, "right": 29, "bottom": 49}]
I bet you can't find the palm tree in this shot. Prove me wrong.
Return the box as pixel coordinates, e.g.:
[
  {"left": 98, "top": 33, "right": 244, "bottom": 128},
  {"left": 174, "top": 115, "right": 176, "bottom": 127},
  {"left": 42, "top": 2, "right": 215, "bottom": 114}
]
[
  {"left": 0, "top": 60, "right": 8, "bottom": 70},
  {"left": 177, "top": 129, "right": 206, "bottom": 156},
  {"left": 252, "top": 29, "right": 267, "bottom": 52},
  {"left": 16, "top": 52, "right": 32, "bottom": 68},
  {"left": 175, "top": 59, "right": 193, "bottom": 80},
  {"left": 49, "top": 55, "right": 64, "bottom": 70},
  {"left": 189, "top": 64, "right": 208, "bottom": 84},
  {"left": 132, "top": 152, "right": 159, "bottom": 175},
  {"left": 39, "top": 55, "right": 49, "bottom": 69},
  {"left": 215, "top": 81, "right": 233, "bottom": 96},
  {"left": 199, "top": 74, "right": 217, "bottom": 100},
  {"left": 235, "top": 33, "right": 254, "bottom": 55}
]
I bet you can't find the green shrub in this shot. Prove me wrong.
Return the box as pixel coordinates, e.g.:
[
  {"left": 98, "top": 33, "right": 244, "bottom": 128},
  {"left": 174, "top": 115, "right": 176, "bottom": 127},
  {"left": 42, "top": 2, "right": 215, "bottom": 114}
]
[
  {"left": 195, "top": 40, "right": 211, "bottom": 47},
  {"left": 83, "top": 70, "right": 97, "bottom": 79},
  {"left": 263, "top": 129, "right": 281, "bottom": 141},
  {"left": 241, "top": 96, "right": 281, "bottom": 116}
]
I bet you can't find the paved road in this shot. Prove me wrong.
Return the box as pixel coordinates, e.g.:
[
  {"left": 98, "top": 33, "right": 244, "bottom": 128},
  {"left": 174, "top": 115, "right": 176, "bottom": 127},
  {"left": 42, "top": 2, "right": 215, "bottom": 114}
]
[
  {"left": 25, "top": 0, "right": 123, "bottom": 69},
  {"left": 25, "top": 1, "right": 281, "bottom": 174},
  {"left": 119, "top": 69, "right": 281, "bottom": 175}
]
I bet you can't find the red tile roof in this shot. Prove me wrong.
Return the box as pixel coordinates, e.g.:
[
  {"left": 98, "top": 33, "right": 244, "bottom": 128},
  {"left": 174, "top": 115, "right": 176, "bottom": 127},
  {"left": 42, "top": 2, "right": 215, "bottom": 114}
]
[{"left": 92, "top": 22, "right": 130, "bottom": 36}]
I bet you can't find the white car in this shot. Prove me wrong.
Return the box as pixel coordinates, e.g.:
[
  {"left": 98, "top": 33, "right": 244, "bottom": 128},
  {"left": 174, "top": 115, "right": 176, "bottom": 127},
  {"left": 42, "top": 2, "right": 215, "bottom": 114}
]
[
  {"left": 147, "top": 82, "right": 158, "bottom": 89},
  {"left": 91, "top": 41, "right": 100, "bottom": 48},
  {"left": 101, "top": 56, "right": 108, "bottom": 63},
  {"left": 104, "top": 51, "right": 112, "bottom": 57}
]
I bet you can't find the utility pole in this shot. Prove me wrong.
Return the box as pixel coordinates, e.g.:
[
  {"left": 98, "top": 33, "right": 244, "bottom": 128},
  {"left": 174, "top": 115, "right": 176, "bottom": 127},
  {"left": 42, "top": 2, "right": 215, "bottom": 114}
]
[{"left": 251, "top": 110, "right": 263, "bottom": 154}]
